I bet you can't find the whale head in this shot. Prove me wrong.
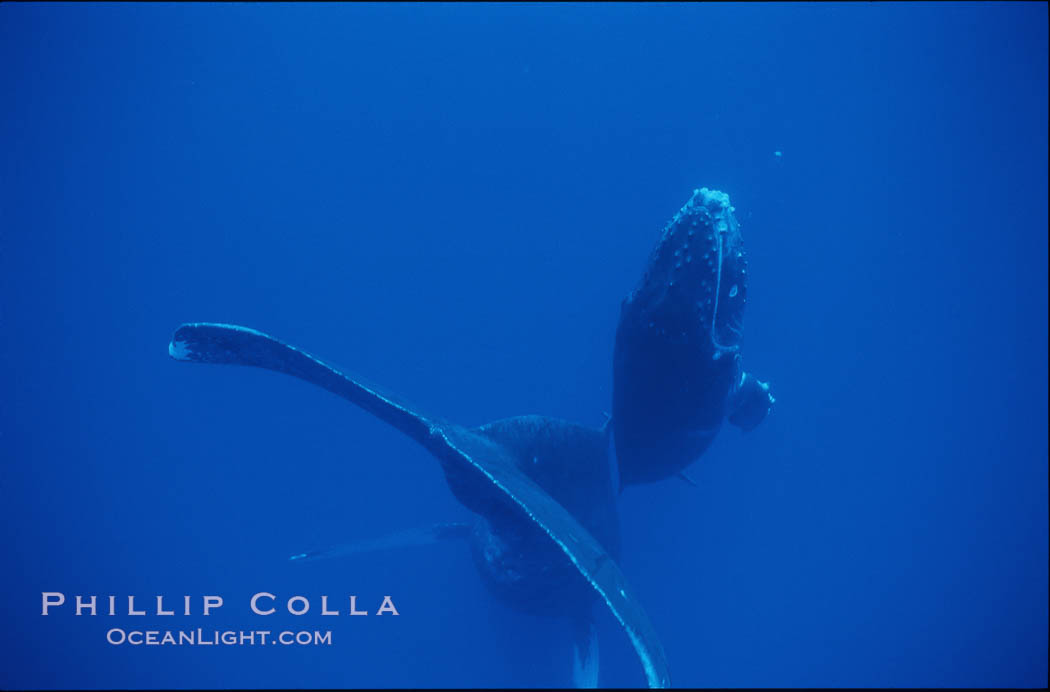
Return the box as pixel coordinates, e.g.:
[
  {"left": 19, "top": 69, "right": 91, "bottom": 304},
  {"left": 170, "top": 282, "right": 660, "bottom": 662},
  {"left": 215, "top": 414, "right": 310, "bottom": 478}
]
[{"left": 612, "top": 187, "right": 753, "bottom": 485}]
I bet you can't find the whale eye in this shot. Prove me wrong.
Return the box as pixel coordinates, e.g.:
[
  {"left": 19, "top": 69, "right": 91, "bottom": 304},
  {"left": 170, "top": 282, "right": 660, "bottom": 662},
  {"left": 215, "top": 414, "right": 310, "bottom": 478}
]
[{"left": 729, "top": 284, "right": 738, "bottom": 298}]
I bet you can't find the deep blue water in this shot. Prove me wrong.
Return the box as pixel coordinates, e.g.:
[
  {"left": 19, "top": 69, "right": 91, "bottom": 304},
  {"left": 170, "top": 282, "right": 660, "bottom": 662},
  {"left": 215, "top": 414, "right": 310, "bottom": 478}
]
[{"left": 1, "top": 2, "right": 1046, "bottom": 688}]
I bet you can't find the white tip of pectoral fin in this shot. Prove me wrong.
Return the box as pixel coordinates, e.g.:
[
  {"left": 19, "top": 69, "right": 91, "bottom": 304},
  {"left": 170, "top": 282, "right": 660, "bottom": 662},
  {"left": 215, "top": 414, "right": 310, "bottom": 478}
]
[
  {"left": 572, "top": 620, "right": 600, "bottom": 688},
  {"left": 168, "top": 338, "right": 193, "bottom": 360}
]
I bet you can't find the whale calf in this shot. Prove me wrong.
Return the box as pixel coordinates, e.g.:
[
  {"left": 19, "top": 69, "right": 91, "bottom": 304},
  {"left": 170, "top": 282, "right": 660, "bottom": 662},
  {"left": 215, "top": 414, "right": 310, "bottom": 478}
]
[{"left": 613, "top": 187, "right": 774, "bottom": 486}]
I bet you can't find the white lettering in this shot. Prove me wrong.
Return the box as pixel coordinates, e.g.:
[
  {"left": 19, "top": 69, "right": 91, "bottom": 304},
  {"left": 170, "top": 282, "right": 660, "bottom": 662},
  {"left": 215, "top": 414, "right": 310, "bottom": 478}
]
[
  {"left": 75, "top": 595, "right": 96, "bottom": 616},
  {"left": 377, "top": 596, "right": 399, "bottom": 616},
  {"left": 287, "top": 596, "right": 309, "bottom": 615},
  {"left": 42, "top": 592, "right": 65, "bottom": 615},
  {"left": 128, "top": 596, "right": 145, "bottom": 616},
  {"left": 203, "top": 595, "right": 223, "bottom": 615},
  {"left": 156, "top": 596, "right": 174, "bottom": 616},
  {"left": 251, "top": 592, "right": 275, "bottom": 615}
]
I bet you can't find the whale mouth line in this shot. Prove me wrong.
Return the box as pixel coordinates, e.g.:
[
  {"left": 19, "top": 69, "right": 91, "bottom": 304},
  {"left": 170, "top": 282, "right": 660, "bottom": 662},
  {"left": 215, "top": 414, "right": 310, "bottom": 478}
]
[{"left": 709, "top": 223, "right": 739, "bottom": 354}]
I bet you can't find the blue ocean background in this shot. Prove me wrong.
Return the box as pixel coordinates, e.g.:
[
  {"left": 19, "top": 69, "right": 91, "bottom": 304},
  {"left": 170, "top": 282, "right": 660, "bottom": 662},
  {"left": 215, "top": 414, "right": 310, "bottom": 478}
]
[{"left": 1, "top": 3, "right": 1046, "bottom": 688}]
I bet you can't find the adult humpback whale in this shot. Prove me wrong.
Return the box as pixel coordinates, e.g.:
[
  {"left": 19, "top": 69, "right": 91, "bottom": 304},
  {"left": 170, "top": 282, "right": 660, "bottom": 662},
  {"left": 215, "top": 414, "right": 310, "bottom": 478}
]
[
  {"left": 168, "top": 186, "right": 772, "bottom": 688},
  {"left": 168, "top": 323, "right": 661, "bottom": 687}
]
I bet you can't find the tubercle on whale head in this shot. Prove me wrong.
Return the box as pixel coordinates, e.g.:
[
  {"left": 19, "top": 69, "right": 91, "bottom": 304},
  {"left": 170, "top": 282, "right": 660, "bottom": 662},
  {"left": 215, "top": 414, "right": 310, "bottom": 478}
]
[
  {"left": 699, "top": 188, "right": 747, "bottom": 354},
  {"left": 628, "top": 186, "right": 748, "bottom": 352}
]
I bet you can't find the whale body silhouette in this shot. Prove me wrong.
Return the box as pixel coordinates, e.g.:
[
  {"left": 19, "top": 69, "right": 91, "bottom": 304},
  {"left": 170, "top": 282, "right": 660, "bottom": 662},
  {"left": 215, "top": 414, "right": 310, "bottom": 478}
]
[
  {"left": 168, "top": 186, "right": 773, "bottom": 688},
  {"left": 613, "top": 188, "right": 774, "bottom": 486}
]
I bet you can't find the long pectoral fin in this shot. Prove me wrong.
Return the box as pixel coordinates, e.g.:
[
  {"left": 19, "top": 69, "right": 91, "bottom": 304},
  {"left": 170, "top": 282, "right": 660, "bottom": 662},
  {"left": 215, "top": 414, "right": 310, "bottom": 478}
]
[
  {"left": 169, "top": 322, "right": 670, "bottom": 688},
  {"left": 436, "top": 424, "right": 670, "bottom": 688},
  {"left": 169, "top": 323, "right": 437, "bottom": 442}
]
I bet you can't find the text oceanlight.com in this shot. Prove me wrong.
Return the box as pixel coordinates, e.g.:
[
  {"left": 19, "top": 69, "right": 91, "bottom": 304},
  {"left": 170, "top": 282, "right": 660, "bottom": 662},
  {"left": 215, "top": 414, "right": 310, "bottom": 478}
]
[{"left": 106, "top": 628, "right": 332, "bottom": 646}]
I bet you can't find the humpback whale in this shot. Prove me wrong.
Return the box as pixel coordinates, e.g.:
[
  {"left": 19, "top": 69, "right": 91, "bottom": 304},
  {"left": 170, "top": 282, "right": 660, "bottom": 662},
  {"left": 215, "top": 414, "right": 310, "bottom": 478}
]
[
  {"left": 168, "top": 186, "right": 772, "bottom": 688},
  {"left": 168, "top": 324, "right": 661, "bottom": 687},
  {"left": 613, "top": 187, "right": 774, "bottom": 485}
]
